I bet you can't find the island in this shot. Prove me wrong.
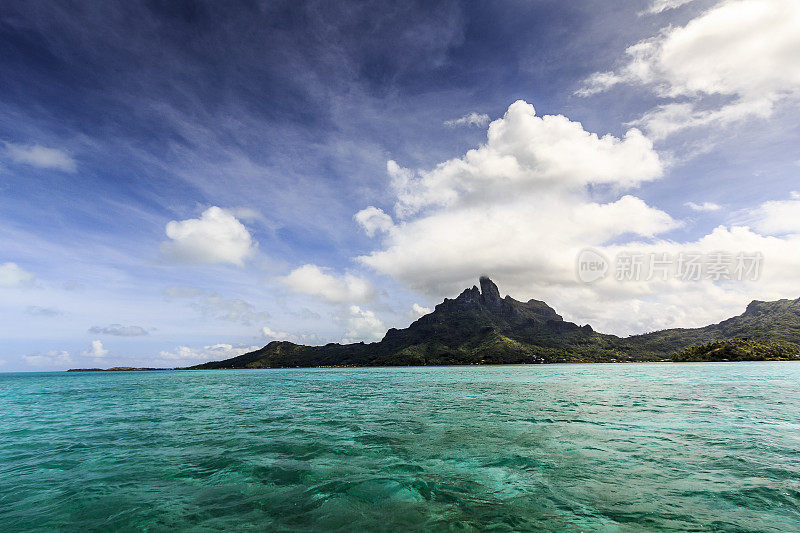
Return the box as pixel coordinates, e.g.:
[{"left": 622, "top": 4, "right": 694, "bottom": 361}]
[
  {"left": 69, "top": 277, "right": 800, "bottom": 371},
  {"left": 188, "top": 277, "right": 800, "bottom": 369}
]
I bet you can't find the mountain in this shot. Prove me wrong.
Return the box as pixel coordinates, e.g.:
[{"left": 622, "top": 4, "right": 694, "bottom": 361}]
[
  {"left": 621, "top": 298, "right": 800, "bottom": 354},
  {"left": 189, "top": 277, "right": 800, "bottom": 369}
]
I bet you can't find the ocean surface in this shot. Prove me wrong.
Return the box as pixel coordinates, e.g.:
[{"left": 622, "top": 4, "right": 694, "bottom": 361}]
[{"left": 1, "top": 363, "right": 799, "bottom": 532}]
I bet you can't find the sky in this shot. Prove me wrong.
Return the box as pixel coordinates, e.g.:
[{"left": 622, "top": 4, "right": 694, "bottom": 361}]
[{"left": 2, "top": 0, "right": 800, "bottom": 371}]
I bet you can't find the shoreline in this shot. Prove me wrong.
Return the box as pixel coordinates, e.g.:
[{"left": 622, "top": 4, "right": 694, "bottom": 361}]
[{"left": 63, "top": 357, "right": 800, "bottom": 372}]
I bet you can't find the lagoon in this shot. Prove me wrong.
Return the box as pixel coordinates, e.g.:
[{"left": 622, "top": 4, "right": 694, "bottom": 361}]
[{"left": 2, "top": 363, "right": 799, "bottom": 531}]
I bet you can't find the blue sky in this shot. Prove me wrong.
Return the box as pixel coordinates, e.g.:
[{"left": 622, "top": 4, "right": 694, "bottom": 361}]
[{"left": 2, "top": 0, "right": 800, "bottom": 370}]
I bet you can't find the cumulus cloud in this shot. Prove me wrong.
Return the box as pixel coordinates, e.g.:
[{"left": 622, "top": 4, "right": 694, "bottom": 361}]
[
  {"left": 444, "top": 112, "right": 491, "bottom": 128},
  {"left": 410, "top": 303, "right": 432, "bottom": 318},
  {"left": 354, "top": 206, "right": 394, "bottom": 237},
  {"left": 260, "top": 326, "right": 294, "bottom": 341},
  {"left": 341, "top": 306, "right": 386, "bottom": 343},
  {"left": 283, "top": 264, "right": 376, "bottom": 304},
  {"left": 0, "top": 262, "right": 34, "bottom": 288},
  {"left": 158, "top": 343, "right": 260, "bottom": 364},
  {"left": 161, "top": 206, "right": 256, "bottom": 265},
  {"left": 81, "top": 340, "right": 109, "bottom": 358},
  {"left": 261, "top": 326, "right": 321, "bottom": 344},
  {"left": 685, "top": 201, "right": 721, "bottom": 211},
  {"left": 23, "top": 350, "right": 73, "bottom": 368},
  {"left": 88, "top": 324, "right": 148, "bottom": 336},
  {"left": 580, "top": 0, "right": 800, "bottom": 138},
  {"left": 4, "top": 142, "right": 77, "bottom": 172},
  {"left": 357, "top": 100, "right": 672, "bottom": 296},
  {"left": 388, "top": 101, "right": 662, "bottom": 218}
]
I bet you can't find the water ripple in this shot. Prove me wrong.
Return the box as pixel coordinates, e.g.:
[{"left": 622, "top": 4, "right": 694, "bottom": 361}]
[{"left": 2, "top": 363, "right": 800, "bottom": 531}]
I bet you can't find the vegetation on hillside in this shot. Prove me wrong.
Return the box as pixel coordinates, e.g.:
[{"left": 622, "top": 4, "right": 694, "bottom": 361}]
[{"left": 672, "top": 339, "right": 800, "bottom": 362}]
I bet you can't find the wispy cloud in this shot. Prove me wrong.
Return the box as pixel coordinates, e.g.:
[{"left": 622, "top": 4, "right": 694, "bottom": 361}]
[
  {"left": 643, "top": 0, "right": 697, "bottom": 15},
  {"left": 23, "top": 350, "right": 72, "bottom": 368},
  {"left": 4, "top": 142, "right": 76, "bottom": 172},
  {"left": 444, "top": 112, "right": 490, "bottom": 128},
  {"left": 162, "top": 286, "right": 270, "bottom": 326},
  {"left": 580, "top": 0, "right": 800, "bottom": 141},
  {"left": 26, "top": 306, "right": 63, "bottom": 317},
  {"left": 685, "top": 201, "right": 721, "bottom": 212},
  {"left": 88, "top": 324, "right": 148, "bottom": 336}
]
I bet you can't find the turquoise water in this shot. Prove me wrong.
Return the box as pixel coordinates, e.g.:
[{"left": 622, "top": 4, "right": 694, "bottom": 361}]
[{"left": 1, "top": 363, "right": 800, "bottom": 532}]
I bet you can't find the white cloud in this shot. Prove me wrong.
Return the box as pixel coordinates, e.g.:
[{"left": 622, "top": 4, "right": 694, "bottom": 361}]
[
  {"left": 161, "top": 206, "right": 256, "bottom": 265},
  {"left": 261, "top": 326, "right": 321, "bottom": 344},
  {"left": 158, "top": 346, "right": 200, "bottom": 361},
  {"left": 389, "top": 101, "right": 663, "bottom": 218},
  {"left": 341, "top": 306, "right": 386, "bottom": 343},
  {"left": 644, "top": 0, "right": 697, "bottom": 14},
  {"left": 158, "top": 343, "right": 260, "bottom": 364},
  {"left": 444, "top": 112, "right": 491, "bottom": 128},
  {"left": 410, "top": 303, "right": 432, "bottom": 317},
  {"left": 23, "top": 350, "right": 73, "bottom": 368},
  {"left": 633, "top": 99, "right": 774, "bottom": 141},
  {"left": 357, "top": 100, "right": 673, "bottom": 296},
  {"left": 354, "top": 206, "right": 394, "bottom": 237},
  {"left": 0, "top": 262, "right": 34, "bottom": 288},
  {"left": 283, "top": 264, "right": 376, "bottom": 304},
  {"left": 580, "top": 0, "right": 800, "bottom": 138},
  {"left": 81, "top": 340, "right": 109, "bottom": 359},
  {"left": 685, "top": 201, "right": 721, "bottom": 211},
  {"left": 744, "top": 195, "right": 800, "bottom": 234},
  {"left": 4, "top": 142, "right": 77, "bottom": 172},
  {"left": 88, "top": 324, "right": 148, "bottom": 336},
  {"left": 261, "top": 326, "right": 294, "bottom": 341}
]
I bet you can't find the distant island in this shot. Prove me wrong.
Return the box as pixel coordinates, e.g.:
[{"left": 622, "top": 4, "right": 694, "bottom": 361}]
[
  {"left": 66, "top": 367, "right": 169, "bottom": 372},
  {"left": 70, "top": 277, "right": 800, "bottom": 371}
]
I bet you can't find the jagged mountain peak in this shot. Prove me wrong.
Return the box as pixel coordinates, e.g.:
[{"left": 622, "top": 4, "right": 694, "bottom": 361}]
[
  {"left": 441, "top": 277, "right": 562, "bottom": 322},
  {"left": 479, "top": 276, "right": 501, "bottom": 303}
]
